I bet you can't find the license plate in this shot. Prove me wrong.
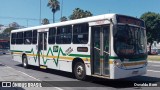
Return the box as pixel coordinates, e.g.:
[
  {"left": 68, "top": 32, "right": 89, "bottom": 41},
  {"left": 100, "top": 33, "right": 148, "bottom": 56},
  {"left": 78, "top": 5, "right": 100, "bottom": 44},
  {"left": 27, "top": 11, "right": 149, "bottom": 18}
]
[{"left": 132, "top": 71, "right": 138, "bottom": 74}]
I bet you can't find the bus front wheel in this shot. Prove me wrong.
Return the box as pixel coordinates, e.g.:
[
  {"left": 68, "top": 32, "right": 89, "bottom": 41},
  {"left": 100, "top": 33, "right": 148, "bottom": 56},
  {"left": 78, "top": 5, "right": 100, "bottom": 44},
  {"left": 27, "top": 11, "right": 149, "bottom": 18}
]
[
  {"left": 22, "top": 55, "right": 29, "bottom": 68},
  {"left": 74, "top": 62, "right": 86, "bottom": 80}
]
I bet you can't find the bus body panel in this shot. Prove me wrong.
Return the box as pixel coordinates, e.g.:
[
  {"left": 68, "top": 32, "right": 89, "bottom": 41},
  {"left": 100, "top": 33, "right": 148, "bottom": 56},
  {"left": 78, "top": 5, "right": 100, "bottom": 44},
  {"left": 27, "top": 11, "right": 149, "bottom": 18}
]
[
  {"left": 10, "top": 13, "right": 147, "bottom": 79},
  {"left": 109, "top": 59, "right": 147, "bottom": 79},
  {"left": 113, "top": 64, "right": 146, "bottom": 79},
  {"left": 11, "top": 44, "right": 39, "bottom": 66}
]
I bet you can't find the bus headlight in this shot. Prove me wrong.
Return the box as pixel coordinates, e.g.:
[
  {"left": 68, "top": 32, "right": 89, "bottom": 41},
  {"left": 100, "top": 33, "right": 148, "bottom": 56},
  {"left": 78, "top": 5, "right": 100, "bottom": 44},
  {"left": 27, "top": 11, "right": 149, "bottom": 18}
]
[{"left": 114, "top": 60, "right": 124, "bottom": 68}]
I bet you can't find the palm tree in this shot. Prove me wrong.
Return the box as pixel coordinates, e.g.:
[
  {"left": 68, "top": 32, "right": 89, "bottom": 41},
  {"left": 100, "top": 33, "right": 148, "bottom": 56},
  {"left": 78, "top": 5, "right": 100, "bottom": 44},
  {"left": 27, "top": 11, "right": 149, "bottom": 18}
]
[
  {"left": 74, "top": 8, "right": 84, "bottom": 19},
  {"left": 85, "top": 10, "right": 93, "bottom": 17},
  {"left": 42, "top": 18, "right": 50, "bottom": 25},
  {"left": 69, "top": 8, "right": 93, "bottom": 20},
  {"left": 47, "top": 0, "right": 60, "bottom": 23},
  {"left": 60, "top": 16, "right": 68, "bottom": 22}
]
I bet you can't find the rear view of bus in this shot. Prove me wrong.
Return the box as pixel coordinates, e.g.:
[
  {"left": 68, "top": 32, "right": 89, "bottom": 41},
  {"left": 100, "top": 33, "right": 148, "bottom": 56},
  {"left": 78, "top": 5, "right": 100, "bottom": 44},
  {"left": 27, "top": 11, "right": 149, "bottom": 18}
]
[{"left": 111, "top": 15, "right": 147, "bottom": 79}]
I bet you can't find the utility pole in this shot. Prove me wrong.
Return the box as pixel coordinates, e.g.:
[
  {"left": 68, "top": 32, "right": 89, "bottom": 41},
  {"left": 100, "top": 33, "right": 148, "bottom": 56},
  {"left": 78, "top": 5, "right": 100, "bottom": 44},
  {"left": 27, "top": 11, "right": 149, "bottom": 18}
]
[
  {"left": 26, "top": 19, "right": 28, "bottom": 27},
  {"left": 61, "top": 0, "right": 63, "bottom": 18},
  {"left": 39, "top": 0, "right": 42, "bottom": 24}
]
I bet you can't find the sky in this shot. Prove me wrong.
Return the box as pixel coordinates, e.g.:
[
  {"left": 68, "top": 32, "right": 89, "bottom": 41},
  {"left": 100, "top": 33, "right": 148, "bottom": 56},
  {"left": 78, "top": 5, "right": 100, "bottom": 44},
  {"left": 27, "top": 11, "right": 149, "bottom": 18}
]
[{"left": 0, "top": 0, "right": 160, "bottom": 27}]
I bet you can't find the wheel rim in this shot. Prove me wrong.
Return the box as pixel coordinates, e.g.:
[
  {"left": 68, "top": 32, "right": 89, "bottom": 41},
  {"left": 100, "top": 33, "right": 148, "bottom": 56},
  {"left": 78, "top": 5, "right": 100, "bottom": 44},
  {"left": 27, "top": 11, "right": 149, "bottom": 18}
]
[
  {"left": 76, "top": 65, "right": 84, "bottom": 76},
  {"left": 23, "top": 58, "right": 27, "bottom": 67}
]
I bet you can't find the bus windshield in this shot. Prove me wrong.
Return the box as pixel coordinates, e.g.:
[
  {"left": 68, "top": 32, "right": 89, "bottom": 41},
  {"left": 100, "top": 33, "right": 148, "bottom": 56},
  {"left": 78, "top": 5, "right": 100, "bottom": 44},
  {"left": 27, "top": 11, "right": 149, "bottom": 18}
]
[{"left": 114, "top": 25, "right": 147, "bottom": 60}]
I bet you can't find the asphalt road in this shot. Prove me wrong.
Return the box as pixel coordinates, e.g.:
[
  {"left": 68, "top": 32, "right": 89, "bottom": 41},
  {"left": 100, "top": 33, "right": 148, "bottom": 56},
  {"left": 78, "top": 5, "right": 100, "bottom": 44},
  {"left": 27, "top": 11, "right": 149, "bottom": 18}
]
[{"left": 0, "top": 54, "right": 160, "bottom": 90}]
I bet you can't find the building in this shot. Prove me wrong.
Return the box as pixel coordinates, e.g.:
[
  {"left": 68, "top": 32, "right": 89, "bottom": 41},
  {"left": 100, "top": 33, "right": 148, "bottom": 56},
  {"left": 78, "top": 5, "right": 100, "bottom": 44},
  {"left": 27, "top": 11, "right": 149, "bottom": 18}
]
[{"left": 149, "top": 41, "right": 160, "bottom": 55}]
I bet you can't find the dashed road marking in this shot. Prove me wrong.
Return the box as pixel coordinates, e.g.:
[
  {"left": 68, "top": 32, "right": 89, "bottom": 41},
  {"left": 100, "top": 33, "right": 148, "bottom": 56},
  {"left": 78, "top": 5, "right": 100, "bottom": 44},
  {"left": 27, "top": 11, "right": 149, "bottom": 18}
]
[
  {"left": 148, "top": 61, "right": 160, "bottom": 63},
  {"left": 54, "top": 87, "right": 64, "bottom": 90},
  {"left": 148, "top": 65, "right": 160, "bottom": 67},
  {"left": 147, "top": 70, "right": 160, "bottom": 73},
  {"left": 6, "top": 66, "right": 41, "bottom": 81},
  {"left": 5, "top": 66, "right": 64, "bottom": 90}
]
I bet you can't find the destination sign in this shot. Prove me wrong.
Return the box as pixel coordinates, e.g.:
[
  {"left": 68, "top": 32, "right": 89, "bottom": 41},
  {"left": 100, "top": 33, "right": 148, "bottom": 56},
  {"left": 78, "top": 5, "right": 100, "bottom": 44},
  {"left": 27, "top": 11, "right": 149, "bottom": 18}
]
[{"left": 117, "top": 15, "right": 145, "bottom": 27}]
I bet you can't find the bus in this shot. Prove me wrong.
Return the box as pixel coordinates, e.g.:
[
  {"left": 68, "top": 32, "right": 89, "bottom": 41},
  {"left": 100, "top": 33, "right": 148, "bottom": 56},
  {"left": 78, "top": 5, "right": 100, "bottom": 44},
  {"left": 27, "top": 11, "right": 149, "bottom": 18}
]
[
  {"left": 0, "top": 39, "right": 10, "bottom": 54},
  {"left": 10, "top": 14, "right": 147, "bottom": 80}
]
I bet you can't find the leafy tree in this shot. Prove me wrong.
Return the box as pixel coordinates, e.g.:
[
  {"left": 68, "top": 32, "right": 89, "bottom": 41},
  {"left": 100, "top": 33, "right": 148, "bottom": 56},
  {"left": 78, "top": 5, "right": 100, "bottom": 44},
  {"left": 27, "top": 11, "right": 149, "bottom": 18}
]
[
  {"left": 3, "top": 27, "right": 17, "bottom": 34},
  {"left": 69, "top": 8, "right": 93, "bottom": 20},
  {"left": 0, "top": 27, "right": 16, "bottom": 40},
  {"left": 84, "top": 10, "right": 93, "bottom": 17},
  {"left": 140, "top": 12, "right": 160, "bottom": 53},
  {"left": 42, "top": 18, "right": 50, "bottom": 25},
  {"left": 47, "top": 0, "right": 60, "bottom": 23},
  {"left": 60, "top": 16, "right": 68, "bottom": 22},
  {"left": 9, "top": 22, "right": 20, "bottom": 28}
]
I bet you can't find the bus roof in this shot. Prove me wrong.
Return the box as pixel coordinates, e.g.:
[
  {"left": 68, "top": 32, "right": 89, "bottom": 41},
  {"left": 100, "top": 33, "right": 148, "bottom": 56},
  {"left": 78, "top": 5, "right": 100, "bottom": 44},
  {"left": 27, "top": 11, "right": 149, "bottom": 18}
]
[
  {"left": 11, "top": 13, "right": 142, "bottom": 33},
  {"left": 11, "top": 13, "right": 117, "bottom": 33}
]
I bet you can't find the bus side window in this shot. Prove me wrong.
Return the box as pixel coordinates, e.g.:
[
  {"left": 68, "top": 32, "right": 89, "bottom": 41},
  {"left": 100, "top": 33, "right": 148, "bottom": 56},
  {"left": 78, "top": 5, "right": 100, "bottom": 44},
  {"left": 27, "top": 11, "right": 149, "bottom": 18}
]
[
  {"left": 56, "top": 25, "right": 72, "bottom": 44},
  {"left": 11, "top": 33, "right": 17, "bottom": 44},
  {"left": 16, "top": 32, "right": 23, "bottom": 44},
  {"left": 48, "top": 27, "right": 56, "bottom": 44},
  {"left": 73, "top": 23, "right": 89, "bottom": 44},
  {"left": 32, "top": 30, "right": 37, "bottom": 44},
  {"left": 24, "top": 31, "right": 32, "bottom": 44},
  {"left": 38, "top": 33, "right": 43, "bottom": 50},
  {"left": 44, "top": 33, "right": 47, "bottom": 50}
]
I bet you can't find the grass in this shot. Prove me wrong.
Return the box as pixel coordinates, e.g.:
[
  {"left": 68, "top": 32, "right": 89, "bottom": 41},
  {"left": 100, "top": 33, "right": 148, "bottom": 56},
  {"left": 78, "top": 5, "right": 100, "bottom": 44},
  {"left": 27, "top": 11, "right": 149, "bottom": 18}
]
[{"left": 147, "top": 55, "right": 160, "bottom": 61}]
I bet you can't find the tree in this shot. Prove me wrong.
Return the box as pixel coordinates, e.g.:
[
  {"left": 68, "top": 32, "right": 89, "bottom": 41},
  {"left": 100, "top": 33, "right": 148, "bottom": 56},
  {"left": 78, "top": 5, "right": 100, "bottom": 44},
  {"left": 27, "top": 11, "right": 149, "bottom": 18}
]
[
  {"left": 47, "top": 0, "right": 60, "bottom": 23},
  {"left": 60, "top": 16, "right": 68, "bottom": 22},
  {"left": 84, "top": 10, "right": 93, "bottom": 17},
  {"left": 42, "top": 18, "right": 50, "bottom": 25},
  {"left": 69, "top": 8, "right": 93, "bottom": 20},
  {"left": 0, "top": 27, "right": 17, "bottom": 40},
  {"left": 140, "top": 12, "right": 160, "bottom": 53},
  {"left": 9, "top": 22, "right": 20, "bottom": 28},
  {"left": 3, "top": 27, "right": 17, "bottom": 34}
]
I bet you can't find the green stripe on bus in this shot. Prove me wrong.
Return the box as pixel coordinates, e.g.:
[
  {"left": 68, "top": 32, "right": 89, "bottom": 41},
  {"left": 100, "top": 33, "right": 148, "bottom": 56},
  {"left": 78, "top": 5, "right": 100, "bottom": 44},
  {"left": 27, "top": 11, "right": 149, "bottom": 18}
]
[
  {"left": 69, "top": 54, "right": 90, "bottom": 58},
  {"left": 109, "top": 56, "right": 147, "bottom": 61},
  {"left": 25, "top": 51, "right": 32, "bottom": 53},
  {"left": 129, "top": 57, "right": 147, "bottom": 61},
  {"left": 11, "top": 47, "right": 91, "bottom": 66},
  {"left": 109, "top": 56, "right": 120, "bottom": 59},
  {"left": 10, "top": 50, "right": 23, "bottom": 52},
  {"left": 11, "top": 49, "right": 90, "bottom": 58}
]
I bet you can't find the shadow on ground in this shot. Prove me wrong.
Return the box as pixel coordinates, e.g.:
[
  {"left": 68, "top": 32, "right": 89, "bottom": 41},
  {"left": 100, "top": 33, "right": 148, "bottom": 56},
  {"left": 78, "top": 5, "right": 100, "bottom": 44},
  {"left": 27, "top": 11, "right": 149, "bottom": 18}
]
[{"left": 16, "top": 64, "right": 160, "bottom": 88}]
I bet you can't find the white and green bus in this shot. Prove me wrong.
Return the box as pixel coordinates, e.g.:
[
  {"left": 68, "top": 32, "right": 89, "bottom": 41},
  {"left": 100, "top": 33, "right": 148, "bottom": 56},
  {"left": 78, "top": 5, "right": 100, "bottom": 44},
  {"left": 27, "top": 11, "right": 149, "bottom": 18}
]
[{"left": 10, "top": 14, "right": 147, "bottom": 80}]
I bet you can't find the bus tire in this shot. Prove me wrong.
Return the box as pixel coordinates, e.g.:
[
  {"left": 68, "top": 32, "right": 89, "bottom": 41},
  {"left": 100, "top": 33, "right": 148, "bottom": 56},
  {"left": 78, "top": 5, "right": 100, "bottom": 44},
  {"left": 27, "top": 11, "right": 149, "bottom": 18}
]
[
  {"left": 74, "top": 62, "right": 86, "bottom": 80},
  {"left": 22, "top": 55, "right": 29, "bottom": 68}
]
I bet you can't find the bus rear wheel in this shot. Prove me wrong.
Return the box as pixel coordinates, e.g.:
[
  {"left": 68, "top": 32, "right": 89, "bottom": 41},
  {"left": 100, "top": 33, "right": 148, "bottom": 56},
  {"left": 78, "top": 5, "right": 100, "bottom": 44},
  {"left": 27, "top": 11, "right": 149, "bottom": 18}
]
[
  {"left": 22, "top": 55, "right": 29, "bottom": 68},
  {"left": 74, "top": 62, "right": 86, "bottom": 80}
]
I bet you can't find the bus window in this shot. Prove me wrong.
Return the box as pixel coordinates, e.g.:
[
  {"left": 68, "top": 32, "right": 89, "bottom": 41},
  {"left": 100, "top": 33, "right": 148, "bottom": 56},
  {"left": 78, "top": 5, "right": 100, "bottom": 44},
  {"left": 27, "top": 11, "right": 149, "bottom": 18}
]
[
  {"left": 56, "top": 25, "right": 72, "bottom": 44},
  {"left": 73, "top": 23, "right": 89, "bottom": 44},
  {"left": 11, "top": 33, "right": 17, "bottom": 44},
  {"left": 24, "top": 31, "right": 32, "bottom": 44},
  {"left": 48, "top": 27, "right": 56, "bottom": 44},
  {"left": 16, "top": 32, "right": 23, "bottom": 44},
  {"left": 32, "top": 30, "right": 37, "bottom": 44},
  {"left": 44, "top": 33, "right": 47, "bottom": 50}
]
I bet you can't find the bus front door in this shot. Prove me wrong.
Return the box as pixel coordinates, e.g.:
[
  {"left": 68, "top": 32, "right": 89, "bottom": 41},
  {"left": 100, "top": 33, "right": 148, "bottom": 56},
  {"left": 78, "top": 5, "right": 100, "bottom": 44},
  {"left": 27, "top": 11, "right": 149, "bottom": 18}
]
[
  {"left": 38, "top": 32, "right": 47, "bottom": 67},
  {"left": 91, "top": 25, "right": 110, "bottom": 76}
]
